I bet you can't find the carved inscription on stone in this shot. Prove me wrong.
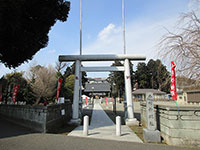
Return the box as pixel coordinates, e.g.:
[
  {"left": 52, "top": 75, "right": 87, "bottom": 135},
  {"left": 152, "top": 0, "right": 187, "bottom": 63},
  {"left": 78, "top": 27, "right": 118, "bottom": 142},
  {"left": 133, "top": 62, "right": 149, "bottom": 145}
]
[{"left": 146, "top": 92, "right": 156, "bottom": 131}]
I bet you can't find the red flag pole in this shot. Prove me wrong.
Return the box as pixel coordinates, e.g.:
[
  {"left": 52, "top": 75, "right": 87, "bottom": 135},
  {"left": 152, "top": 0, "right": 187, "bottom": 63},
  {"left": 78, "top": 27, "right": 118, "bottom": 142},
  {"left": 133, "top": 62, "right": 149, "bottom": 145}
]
[
  {"left": 171, "top": 61, "right": 180, "bottom": 116},
  {"left": 85, "top": 97, "right": 88, "bottom": 105},
  {"left": 170, "top": 61, "right": 177, "bottom": 101},
  {"left": 12, "top": 84, "right": 19, "bottom": 104},
  {"left": 56, "top": 78, "right": 63, "bottom": 102},
  {"left": 105, "top": 97, "right": 108, "bottom": 105}
]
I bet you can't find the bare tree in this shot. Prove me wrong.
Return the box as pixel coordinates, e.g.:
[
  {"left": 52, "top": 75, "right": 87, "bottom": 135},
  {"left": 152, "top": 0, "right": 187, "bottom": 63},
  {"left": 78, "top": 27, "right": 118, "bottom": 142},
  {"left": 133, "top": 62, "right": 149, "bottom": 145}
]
[
  {"left": 27, "top": 65, "right": 57, "bottom": 105},
  {"left": 158, "top": 11, "right": 200, "bottom": 81},
  {"left": 55, "top": 61, "right": 68, "bottom": 73}
]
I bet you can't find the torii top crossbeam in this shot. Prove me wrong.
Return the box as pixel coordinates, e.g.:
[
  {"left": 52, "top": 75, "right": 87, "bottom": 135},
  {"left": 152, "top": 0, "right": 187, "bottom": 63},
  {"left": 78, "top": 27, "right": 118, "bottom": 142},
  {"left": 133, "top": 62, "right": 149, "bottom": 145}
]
[{"left": 59, "top": 54, "right": 146, "bottom": 62}]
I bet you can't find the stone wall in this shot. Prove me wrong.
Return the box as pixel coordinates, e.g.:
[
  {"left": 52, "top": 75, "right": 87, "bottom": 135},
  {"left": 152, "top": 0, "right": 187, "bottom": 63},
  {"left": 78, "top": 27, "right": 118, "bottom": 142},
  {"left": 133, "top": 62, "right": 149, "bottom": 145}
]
[
  {"left": 141, "top": 103, "right": 200, "bottom": 147},
  {"left": 0, "top": 102, "right": 72, "bottom": 133}
]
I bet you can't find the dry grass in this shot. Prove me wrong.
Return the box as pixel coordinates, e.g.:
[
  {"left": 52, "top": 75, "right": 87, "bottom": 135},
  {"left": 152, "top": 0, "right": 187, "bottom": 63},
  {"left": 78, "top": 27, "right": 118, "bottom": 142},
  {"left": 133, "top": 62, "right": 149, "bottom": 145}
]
[{"left": 129, "top": 125, "right": 144, "bottom": 142}]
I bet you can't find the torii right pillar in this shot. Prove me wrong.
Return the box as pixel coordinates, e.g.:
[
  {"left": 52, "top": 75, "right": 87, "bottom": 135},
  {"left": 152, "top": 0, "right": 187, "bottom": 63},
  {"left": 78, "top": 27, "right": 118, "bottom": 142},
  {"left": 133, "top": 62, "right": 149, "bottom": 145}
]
[{"left": 124, "top": 58, "right": 138, "bottom": 126}]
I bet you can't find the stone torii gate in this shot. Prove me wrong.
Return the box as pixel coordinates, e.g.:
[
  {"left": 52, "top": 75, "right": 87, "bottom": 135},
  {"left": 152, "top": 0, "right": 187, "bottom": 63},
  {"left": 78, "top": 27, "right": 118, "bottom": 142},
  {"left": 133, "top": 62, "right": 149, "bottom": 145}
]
[{"left": 59, "top": 54, "right": 146, "bottom": 125}]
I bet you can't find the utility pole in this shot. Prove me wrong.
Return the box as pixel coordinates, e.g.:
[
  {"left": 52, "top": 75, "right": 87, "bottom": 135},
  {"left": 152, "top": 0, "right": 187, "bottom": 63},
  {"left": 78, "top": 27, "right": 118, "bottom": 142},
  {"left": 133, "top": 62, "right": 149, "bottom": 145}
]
[
  {"left": 122, "top": 0, "right": 126, "bottom": 54},
  {"left": 79, "top": 0, "right": 83, "bottom": 119},
  {"left": 80, "top": 0, "right": 82, "bottom": 55}
]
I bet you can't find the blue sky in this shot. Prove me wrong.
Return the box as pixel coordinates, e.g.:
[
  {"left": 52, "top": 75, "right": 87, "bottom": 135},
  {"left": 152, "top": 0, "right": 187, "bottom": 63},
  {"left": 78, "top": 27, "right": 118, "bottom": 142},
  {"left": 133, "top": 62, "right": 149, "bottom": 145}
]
[{"left": 0, "top": 0, "right": 198, "bottom": 78}]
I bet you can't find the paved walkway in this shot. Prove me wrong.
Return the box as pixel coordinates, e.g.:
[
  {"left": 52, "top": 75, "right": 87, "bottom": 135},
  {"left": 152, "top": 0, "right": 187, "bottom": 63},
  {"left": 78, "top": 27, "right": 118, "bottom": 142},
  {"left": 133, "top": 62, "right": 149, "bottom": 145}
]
[{"left": 68, "top": 100, "right": 143, "bottom": 143}]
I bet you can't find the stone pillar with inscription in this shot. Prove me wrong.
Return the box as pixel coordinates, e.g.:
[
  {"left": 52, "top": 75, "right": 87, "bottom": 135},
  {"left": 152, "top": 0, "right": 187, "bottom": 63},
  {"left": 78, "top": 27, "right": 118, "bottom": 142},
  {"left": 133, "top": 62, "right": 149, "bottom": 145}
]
[{"left": 143, "top": 92, "right": 161, "bottom": 143}]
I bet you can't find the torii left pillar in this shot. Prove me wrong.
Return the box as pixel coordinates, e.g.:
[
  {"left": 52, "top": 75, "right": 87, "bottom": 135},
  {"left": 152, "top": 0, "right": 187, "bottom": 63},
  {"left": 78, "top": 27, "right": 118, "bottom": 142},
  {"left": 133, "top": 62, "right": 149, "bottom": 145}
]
[{"left": 70, "top": 60, "right": 81, "bottom": 125}]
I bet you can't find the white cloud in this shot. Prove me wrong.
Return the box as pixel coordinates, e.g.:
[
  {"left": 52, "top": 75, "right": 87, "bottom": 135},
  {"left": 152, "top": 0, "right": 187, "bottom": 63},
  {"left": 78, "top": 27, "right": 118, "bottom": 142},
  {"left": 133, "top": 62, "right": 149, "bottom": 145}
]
[
  {"left": 98, "top": 24, "right": 114, "bottom": 40},
  {"left": 82, "top": 24, "right": 123, "bottom": 55},
  {"left": 47, "top": 49, "right": 56, "bottom": 54},
  {"left": 98, "top": 24, "right": 121, "bottom": 43}
]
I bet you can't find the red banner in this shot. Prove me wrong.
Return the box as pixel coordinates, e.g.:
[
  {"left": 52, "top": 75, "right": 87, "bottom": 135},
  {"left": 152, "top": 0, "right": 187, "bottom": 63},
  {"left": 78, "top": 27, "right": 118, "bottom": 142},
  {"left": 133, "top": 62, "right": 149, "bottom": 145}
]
[
  {"left": 85, "top": 97, "right": 88, "bottom": 105},
  {"left": 12, "top": 84, "right": 19, "bottom": 104},
  {"left": 171, "top": 61, "right": 177, "bottom": 100},
  {"left": 56, "top": 78, "right": 63, "bottom": 101},
  {"left": 105, "top": 97, "right": 108, "bottom": 105}
]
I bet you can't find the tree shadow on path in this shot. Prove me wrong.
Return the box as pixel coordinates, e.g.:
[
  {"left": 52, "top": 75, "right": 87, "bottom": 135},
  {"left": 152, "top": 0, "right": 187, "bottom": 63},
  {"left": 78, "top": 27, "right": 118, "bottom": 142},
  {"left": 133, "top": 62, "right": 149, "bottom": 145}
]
[{"left": 0, "top": 116, "right": 35, "bottom": 139}]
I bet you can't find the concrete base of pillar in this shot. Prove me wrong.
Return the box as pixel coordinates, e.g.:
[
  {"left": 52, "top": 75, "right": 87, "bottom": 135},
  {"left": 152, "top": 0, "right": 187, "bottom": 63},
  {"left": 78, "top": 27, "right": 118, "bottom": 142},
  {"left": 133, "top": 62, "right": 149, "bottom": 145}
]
[
  {"left": 125, "top": 118, "right": 139, "bottom": 126},
  {"left": 69, "top": 118, "right": 81, "bottom": 126},
  {"left": 143, "top": 128, "right": 161, "bottom": 143}
]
